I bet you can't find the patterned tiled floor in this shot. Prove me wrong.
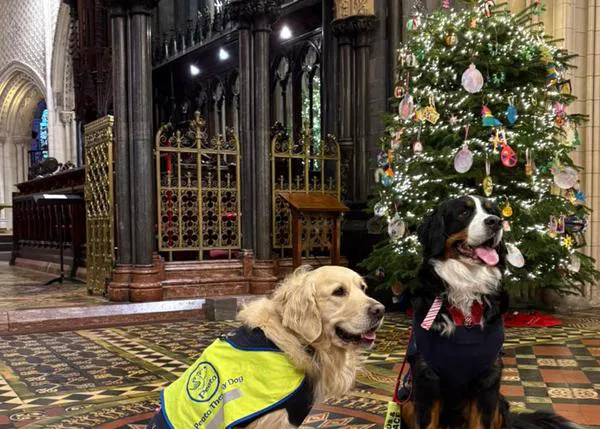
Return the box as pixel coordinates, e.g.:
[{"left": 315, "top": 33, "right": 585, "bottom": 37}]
[
  {"left": 0, "top": 262, "right": 108, "bottom": 311},
  {"left": 0, "top": 313, "right": 599, "bottom": 428}
]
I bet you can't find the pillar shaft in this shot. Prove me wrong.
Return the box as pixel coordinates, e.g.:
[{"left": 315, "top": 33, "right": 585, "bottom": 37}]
[
  {"left": 111, "top": 4, "right": 133, "bottom": 266},
  {"left": 130, "top": 8, "right": 154, "bottom": 266},
  {"left": 253, "top": 14, "right": 272, "bottom": 260}
]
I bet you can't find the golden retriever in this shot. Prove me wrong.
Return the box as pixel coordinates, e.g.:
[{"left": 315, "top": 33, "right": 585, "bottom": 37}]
[
  {"left": 148, "top": 265, "right": 384, "bottom": 429},
  {"left": 241, "top": 265, "right": 385, "bottom": 428}
]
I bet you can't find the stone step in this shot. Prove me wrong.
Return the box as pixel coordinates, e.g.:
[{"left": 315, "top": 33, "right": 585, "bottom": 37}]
[
  {"left": 0, "top": 296, "right": 257, "bottom": 335},
  {"left": 0, "top": 251, "right": 10, "bottom": 262}
]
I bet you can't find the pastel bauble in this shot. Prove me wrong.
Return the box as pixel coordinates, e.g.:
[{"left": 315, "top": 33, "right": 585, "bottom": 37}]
[
  {"left": 506, "top": 243, "right": 525, "bottom": 268},
  {"left": 462, "top": 63, "right": 484, "bottom": 93},
  {"left": 553, "top": 166, "right": 578, "bottom": 189},
  {"left": 454, "top": 144, "right": 473, "bottom": 173}
]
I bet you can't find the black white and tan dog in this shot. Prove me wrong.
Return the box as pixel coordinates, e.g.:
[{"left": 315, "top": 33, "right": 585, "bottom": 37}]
[{"left": 400, "top": 195, "right": 582, "bottom": 429}]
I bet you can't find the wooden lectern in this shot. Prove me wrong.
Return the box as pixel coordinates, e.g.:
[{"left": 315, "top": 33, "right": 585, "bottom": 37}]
[{"left": 279, "top": 192, "right": 349, "bottom": 268}]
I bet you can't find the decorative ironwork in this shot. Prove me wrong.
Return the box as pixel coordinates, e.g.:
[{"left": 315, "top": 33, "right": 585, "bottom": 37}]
[
  {"left": 271, "top": 122, "right": 340, "bottom": 256},
  {"left": 84, "top": 116, "right": 114, "bottom": 295},
  {"left": 156, "top": 111, "right": 241, "bottom": 261}
]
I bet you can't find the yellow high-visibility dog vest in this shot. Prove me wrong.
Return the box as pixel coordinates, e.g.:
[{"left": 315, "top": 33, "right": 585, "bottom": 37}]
[{"left": 160, "top": 327, "right": 312, "bottom": 429}]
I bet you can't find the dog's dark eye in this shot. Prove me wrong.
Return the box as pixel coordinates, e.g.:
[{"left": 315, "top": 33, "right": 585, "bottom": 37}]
[
  {"left": 459, "top": 208, "right": 472, "bottom": 218},
  {"left": 332, "top": 287, "right": 347, "bottom": 297}
]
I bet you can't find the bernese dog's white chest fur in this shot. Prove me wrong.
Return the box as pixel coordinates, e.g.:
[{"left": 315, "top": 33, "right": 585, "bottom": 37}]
[{"left": 431, "top": 259, "right": 502, "bottom": 336}]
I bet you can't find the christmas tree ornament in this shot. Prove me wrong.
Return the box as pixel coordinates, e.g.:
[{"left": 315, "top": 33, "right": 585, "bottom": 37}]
[
  {"left": 575, "top": 190, "right": 586, "bottom": 203},
  {"left": 399, "top": 94, "right": 415, "bottom": 120},
  {"left": 381, "top": 175, "right": 392, "bottom": 187},
  {"left": 562, "top": 235, "right": 574, "bottom": 250},
  {"left": 481, "top": 105, "right": 502, "bottom": 127},
  {"left": 490, "top": 72, "right": 506, "bottom": 86},
  {"left": 454, "top": 143, "right": 473, "bottom": 173},
  {"left": 554, "top": 102, "right": 566, "bottom": 127},
  {"left": 500, "top": 137, "right": 518, "bottom": 168},
  {"left": 565, "top": 189, "right": 576, "bottom": 204},
  {"left": 385, "top": 167, "right": 394, "bottom": 177},
  {"left": 388, "top": 214, "right": 406, "bottom": 240},
  {"left": 377, "top": 151, "right": 388, "bottom": 167},
  {"left": 374, "top": 202, "right": 387, "bottom": 217},
  {"left": 462, "top": 63, "right": 484, "bottom": 93},
  {"left": 449, "top": 115, "right": 459, "bottom": 125},
  {"left": 546, "top": 63, "right": 560, "bottom": 84},
  {"left": 532, "top": 0, "right": 546, "bottom": 16},
  {"left": 445, "top": 30, "right": 457, "bottom": 47},
  {"left": 374, "top": 168, "right": 385, "bottom": 183},
  {"left": 506, "top": 97, "right": 518, "bottom": 125},
  {"left": 553, "top": 166, "right": 578, "bottom": 189},
  {"left": 394, "top": 85, "right": 405, "bottom": 98},
  {"left": 539, "top": 45, "right": 553, "bottom": 63},
  {"left": 422, "top": 95, "right": 440, "bottom": 124},
  {"left": 502, "top": 200, "right": 513, "bottom": 217},
  {"left": 483, "top": 158, "right": 493, "bottom": 197},
  {"left": 470, "top": 17, "right": 477, "bottom": 28},
  {"left": 565, "top": 216, "right": 587, "bottom": 234},
  {"left": 568, "top": 254, "right": 581, "bottom": 273},
  {"left": 375, "top": 266, "right": 385, "bottom": 280},
  {"left": 503, "top": 220, "right": 511, "bottom": 232},
  {"left": 442, "top": 0, "right": 450, "bottom": 9},
  {"left": 454, "top": 125, "right": 473, "bottom": 173},
  {"left": 557, "top": 79, "right": 572, "bottom": 95},
  {"left": 407, "top": 16, "right": 421, "bottom": 31},
  {"left": 391, "top": 138, "right": 402, "bottom": 151},
  {"left": 492, "top": 129, "right": 501, "bottom": 153},
  {"left": 506, "top": 243, "right": 525, "bottom": 268},
  {"left": 556, "top": 215, "right": 566, "bottom": 234},
  {"left": 548, "top": 216, "right": 558, "bottom": 237},
  {"left": 484, "top": 0, "right": 495, "bottom": 17},
  {"left": 525, "top": 149, "right": 534, "bottom": 176},
  {"left": 413, "top": 140, "right": 424, "bottom": 154}
]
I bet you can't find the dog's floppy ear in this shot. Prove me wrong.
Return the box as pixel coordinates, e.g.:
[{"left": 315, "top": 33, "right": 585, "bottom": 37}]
[
  {"left": 277, "top": 268, "right": 322, "bottom": 344},
  {"left": 417, "top": 205, "right": 447, "bottom": 260}
]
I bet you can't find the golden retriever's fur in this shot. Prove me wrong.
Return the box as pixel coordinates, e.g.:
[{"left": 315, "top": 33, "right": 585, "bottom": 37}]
[{"left": 239, "top": 265, "right": 384, "bottom": 429}]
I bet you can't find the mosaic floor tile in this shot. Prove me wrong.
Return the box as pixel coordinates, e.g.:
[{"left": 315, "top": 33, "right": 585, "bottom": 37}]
[{"left": 0, "top": 313, "right": 598, "bottom": 428}]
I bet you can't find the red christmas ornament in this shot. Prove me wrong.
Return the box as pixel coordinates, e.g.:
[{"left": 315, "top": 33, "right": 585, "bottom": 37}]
[{"left": 500, "top": 144, "right": 517, "bottom": 168}]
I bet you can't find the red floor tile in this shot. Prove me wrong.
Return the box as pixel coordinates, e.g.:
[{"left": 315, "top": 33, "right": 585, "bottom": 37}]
[
  {"left": 533, "top": 346, "right": 573, "bottom": 356},
  {"left": 500, "top": 384, "right": 525, "bottom": 397},
  {"left": 502, "top": 357, "right": 517, "bottom": 365},
  {"left": 553, "top": 404, "right": 600, "bottom": 426},
  {"left": 539, "top": 369, "right": 590, "bottom": 384},
  {"left": 582, "top": 338, "right": 600, "bottom": 346}
]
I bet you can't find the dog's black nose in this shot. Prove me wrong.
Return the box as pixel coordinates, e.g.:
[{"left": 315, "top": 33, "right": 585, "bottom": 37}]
[
  {"left": 485, "top": 215, "right": 502, "bottom": 231},
  {"left": 369, "top": 303, "right": 385, "bottom": 318}
]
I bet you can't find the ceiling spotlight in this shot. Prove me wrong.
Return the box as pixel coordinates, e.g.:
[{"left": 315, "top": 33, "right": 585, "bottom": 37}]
[
  {"left": 280, "top": 25, "right": 292, "bottom": 40},
  {"left": 190, "top": 64, "right": 200, "bottom": 76},
  {"left": 218, "top": 48, "right": 230, "bottom": 61}
]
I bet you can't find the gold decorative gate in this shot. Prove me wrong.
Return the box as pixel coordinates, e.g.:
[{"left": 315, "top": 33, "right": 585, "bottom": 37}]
[
  {"left": 271, "top": 122, "right": 341, "bottom": 256},
  {"left": 156, "top": 112, "right": 241, "bottom": 261},
  {"left": 84, "top": 116, "right": 115, "bottom": 295}
]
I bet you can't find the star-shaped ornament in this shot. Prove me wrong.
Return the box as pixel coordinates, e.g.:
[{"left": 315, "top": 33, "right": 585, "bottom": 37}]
[{"left": 449, "top": 115, "right": 459, "bottom": 125}]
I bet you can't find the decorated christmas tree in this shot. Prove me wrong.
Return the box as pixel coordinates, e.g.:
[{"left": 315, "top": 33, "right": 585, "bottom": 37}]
[{"left": 361, "top": 0, "right": 600, "bottom": 295}]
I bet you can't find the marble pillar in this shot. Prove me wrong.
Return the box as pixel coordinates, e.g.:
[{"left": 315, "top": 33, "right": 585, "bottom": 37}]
[{"left": 108, "top": 2, "right": 133, "bottom": 301}]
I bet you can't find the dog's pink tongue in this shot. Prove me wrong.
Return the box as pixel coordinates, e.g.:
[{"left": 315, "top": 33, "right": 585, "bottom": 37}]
[
  {"left": 362, "top": 331, "right": 376, "bottom": 341},
  {"left": 475, "top": 246, "right": 499, "bottom": 266}
]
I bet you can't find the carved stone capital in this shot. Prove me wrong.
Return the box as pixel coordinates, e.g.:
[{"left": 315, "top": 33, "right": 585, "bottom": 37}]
[
  {"left": 334, "top": 0, "right": 375, "bottom": 20},
  {"left": 331, "top": 14, "right": 379, "bottom": 38},
  {"left": 59, "top": 111, "right": 75, "bottom": 125},
  {"left": 229, "top": 0, "right": 283, "bottom": 25}
]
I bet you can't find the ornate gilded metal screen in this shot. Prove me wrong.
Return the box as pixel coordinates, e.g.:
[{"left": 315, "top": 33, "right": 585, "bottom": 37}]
[
  {"left": 84, "top": 116, "right": 115, "bottom": 295},
  {"left": 271, "top": 122, "right": 341, "bottom": 256},
  {"left": 156, "top": 112, "right": 241, "bottom": 261}
]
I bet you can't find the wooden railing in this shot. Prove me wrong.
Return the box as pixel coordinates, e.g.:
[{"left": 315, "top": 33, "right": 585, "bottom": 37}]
[{"left": 11, "top": 168, "right": 86, "bottom": 274}]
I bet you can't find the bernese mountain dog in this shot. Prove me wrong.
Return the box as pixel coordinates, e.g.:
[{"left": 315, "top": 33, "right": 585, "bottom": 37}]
[{"left": 400, "top": 195, "right": 582, "bottom": 429}]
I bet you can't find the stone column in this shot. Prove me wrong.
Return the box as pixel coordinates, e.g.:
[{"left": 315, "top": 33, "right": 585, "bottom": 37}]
[
  {"left": 128, "top": 0, "right": 162, "bottom": 302},
  {"left": 388, "top": 0, "right": 402, "bottom": 100},
  {"left": 108, "top": 1, "right": 133, "bottom": 301},
  {"left": 230, "top": 2, "right": 255, "bottom": 251},
  {"left": 253, "top": 12, "right": 273, "bottom": 261},
  {"left": 331, "top": 2, "right": 378, "bottom": 203},
  {"left": 59, "top": 111, "right": 76, "bottom": 163}
]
